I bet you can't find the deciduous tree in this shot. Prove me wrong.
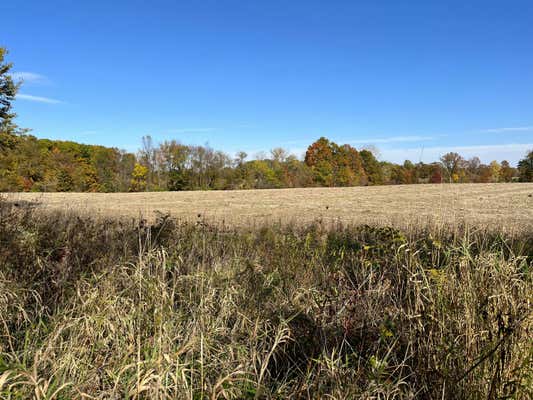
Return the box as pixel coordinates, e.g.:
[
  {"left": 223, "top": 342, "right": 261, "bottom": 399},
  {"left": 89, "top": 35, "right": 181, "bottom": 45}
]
[
  {"left": 518, "top": 150, "right": 533, "bottom": 182},
  {"left": 360, "top": 149, "right": 383, "bottom": 185},
  {"left": 130, "top": 163, "right": 148, "bottom": 191},
  {"left": 499, "top": 160, "right": 515, "bottom": 182},
  {"left": 440, "top": 152, "right": 465, "bottom": 182}
]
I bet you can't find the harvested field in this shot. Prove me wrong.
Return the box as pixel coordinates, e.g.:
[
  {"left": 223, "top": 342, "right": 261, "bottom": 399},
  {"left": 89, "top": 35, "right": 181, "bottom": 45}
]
[{"left": 5, "top": 183, "right": 533, "bottom": 230}]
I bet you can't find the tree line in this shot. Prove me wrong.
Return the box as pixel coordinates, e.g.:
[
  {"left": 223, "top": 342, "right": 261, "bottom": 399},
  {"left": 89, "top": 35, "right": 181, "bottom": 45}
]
[
  {"left": 1, "top": 47, "right": 533, "bottom": 192},
  {"left": 2, "top": 132, "right": 532, "bottom": 192}
]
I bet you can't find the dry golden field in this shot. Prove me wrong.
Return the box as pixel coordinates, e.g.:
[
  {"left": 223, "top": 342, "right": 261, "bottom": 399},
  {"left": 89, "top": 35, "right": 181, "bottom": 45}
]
[
  {"left": 2, "top": 184, "right": 533, "bottom": 398},
  {"left": 5, "top": 183, "right": 533, "bottom": 230}
]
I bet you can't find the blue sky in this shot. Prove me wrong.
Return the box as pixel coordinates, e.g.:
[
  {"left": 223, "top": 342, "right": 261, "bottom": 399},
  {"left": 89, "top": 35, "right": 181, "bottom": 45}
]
[{"left": 2, "top": 0, "right": 533, "bottom": 164}]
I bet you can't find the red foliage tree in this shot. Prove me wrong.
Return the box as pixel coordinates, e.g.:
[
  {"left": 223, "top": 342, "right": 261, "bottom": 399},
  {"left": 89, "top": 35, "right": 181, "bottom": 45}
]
[{"left": 429, "top": 165, "right": 443, "bottom": 183}]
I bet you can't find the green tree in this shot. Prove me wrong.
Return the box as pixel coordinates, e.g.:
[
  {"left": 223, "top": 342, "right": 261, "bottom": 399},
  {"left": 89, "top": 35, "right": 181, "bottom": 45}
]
[
  {"left": 313, "top": 160, "right": 335, "bottom": 186},
  {"left": 159, "top": 140, "right": 190, "bottom": 190},
  {"left": 232, "top": 151, "right": 249, "bottom": 188},
  {"left": 518, "top": 150, "right": 533, "bottom": 182},
  {"left": 247, "top": 160, "right": 279, "bottom": 188},
  {"left": 0, "top": 48, "right": 19, "bottom": 131},
  {"left": 91, "top": 147, "right": 120, "bottom": 192},
  {"left": 360, "top": 149, "right": 383, "bottom": 185},
  {"left": 0, "top": 46, "right": 25, "bottom": 182},
  {"left": 57, "top": 169, "right": 74, "bottom": 192}
]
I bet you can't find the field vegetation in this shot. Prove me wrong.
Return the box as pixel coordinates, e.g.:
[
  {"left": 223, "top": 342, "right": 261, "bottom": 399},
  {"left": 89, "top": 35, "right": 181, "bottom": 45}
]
[
  {"left": 6, "top": 183, "right": 533, "bottom": 230},
  {"left": 0, "top": 198, "right": 531, "bottom": 399}
]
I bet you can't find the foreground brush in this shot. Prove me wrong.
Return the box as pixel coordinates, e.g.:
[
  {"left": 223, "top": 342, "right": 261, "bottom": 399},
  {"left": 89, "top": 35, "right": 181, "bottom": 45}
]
[{"left": 0, "top": 202, "right": 531, "bottom": 399}]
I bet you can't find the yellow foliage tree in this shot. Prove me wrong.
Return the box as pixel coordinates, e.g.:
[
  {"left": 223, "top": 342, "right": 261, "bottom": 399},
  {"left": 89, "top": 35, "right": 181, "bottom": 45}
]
[
  {"left": 489, "top": 160, "right": 501, "bottom": 182},
  {"left": 130, "top": 163, "right": 148, "bottom": 192}
]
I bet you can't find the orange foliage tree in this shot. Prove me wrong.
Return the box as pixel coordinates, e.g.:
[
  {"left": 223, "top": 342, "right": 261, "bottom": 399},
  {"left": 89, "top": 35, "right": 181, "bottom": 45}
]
[{"left": 304, "top": 137, "right": 367, "bottom": 186}]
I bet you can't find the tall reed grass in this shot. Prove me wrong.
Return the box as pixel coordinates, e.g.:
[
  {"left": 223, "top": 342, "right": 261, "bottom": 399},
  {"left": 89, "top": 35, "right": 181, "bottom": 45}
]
[{"left": 0, "top": 201, "right": 531, "bottom": 399}]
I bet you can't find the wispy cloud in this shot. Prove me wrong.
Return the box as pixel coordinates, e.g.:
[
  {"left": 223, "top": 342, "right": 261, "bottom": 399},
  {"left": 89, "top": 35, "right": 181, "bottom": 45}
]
[
  {"left": 17, "top": 93, "right": 62, "bottom": 104},
  {"left": 382, "top": 143, "right": 533, "bottom": 165},
  {"left": 481, "top": 126, "right": 533, "bottom": 133},
  {"left": 349, "top": 135, "right": 436, "bottom": 144},
  {"left": 10, "top": 72, "right": 50, "bottom": 84}
]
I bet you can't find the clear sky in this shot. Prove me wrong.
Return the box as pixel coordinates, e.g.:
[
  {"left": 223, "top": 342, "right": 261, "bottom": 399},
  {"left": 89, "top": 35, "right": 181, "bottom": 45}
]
[{"left": 2, "top": 0, "right": 533, "bottom": 164}]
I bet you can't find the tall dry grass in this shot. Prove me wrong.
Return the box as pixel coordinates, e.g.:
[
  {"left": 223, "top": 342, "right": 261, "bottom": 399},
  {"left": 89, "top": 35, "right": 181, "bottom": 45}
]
[{"left": 0, "top": 199, "right": 531, "bottom": 399}]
